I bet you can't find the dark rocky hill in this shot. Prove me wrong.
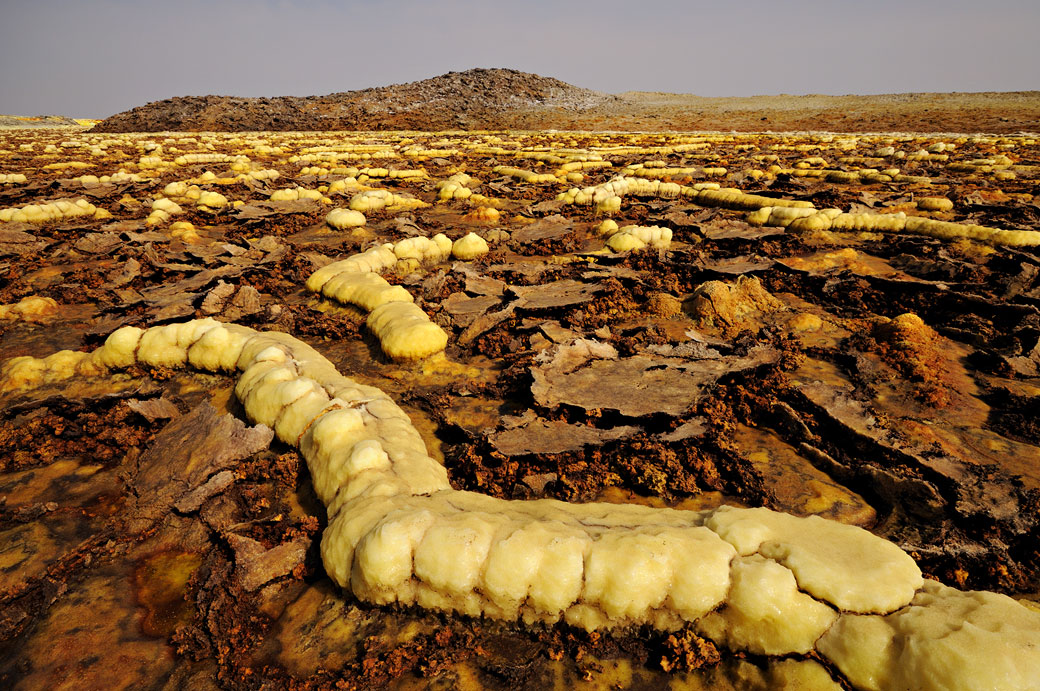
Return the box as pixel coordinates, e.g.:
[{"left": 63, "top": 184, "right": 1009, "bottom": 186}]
[
  {"left": 90, "top": 68, "right": 1040, "bottom": 134},
  {"left": 91, "top": 68, "right": 615, "bottom": 132}
]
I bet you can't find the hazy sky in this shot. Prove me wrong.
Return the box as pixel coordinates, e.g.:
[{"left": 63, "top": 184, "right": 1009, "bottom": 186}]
[{"left": 2, "top": 0, "right": 1038, "bottom": 118}]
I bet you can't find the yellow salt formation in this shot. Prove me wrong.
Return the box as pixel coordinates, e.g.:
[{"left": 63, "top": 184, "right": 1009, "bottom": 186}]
[
  {"left": 0, "top": 198, "right": 110, "bottom": 224},
  {"left": 698, "top": 554, "right": 839, "bottom": 655},
  {"left": 169, "top": 221, "right": 200, "bottom": 242},
  {"left": 348, "top": 189, "right": 426, "bottom": 213},
  {"left": 492, "top": 165, "right": 559, "bottom": 184},
  {"left": 3, "top": 320, "right": 1036, "bottom": 691},
  {"left": 916, "top": 196, "right": 954, "bottom": 212},
  {"left": 305, "top": 246, "right": 399, "bottom": 291},
  {"left": 0, "top": 296, "right": 58, "bottom": 322},
  {"left": 818, "top": 580, "right": 1040, "bottom": 691},
  {"left": 356, "top": 167, "right": 427, "bottom": 181},
  {"left": 240, "top": 168, "right": 280, "bottom": 182},
  {"left": 97, "top": 170, "right": 145, "bottom": 184},
  {"left": 604, "top": 225, "right": 672, "bottom": 252},
  {"left": 79, "top": 170, "right": 131, "bottom": 188},
  {"left": 436, "top": 173, "right": 476, "bottom": 201},
  {"left": 163, "top": 181, "right": 202, "bottom": 201},
  {"left": 195, "top": 191, "right": 228, "bottom": 211},
  {"left": 451, "top": 232, "right": 490, "bottom": 261},
  {"left": 137, "top": 155, "right": 166, "bottom": 169},
  {"left": 1, "top": 349, "right": 104, "bottom": 389},
  {"left": 596, "top": 195, "right": 621, "bottom": 214},
  {"left": 42, "top": 161, "right": 92, "bottom": 171},
  {"left": 947, "top": 154, "right": 1015, "bottom": 175},
  {"left": 326, "top": 176, "right": 363, "bottom": 195},
  {"left": 189, "top": 170, "right": 240, "bottom": 186},
  {"left": 689, "top": 187, "right": 814, "bottom": 211},
  {"left": 145, "top": 197, "right": 183, "bottom": 226},
  {"left": 270, "top": 187, "right": 326, "bottom": 202},
  {"left": 553, "top": 160, "right": 611, "bottom": 183},
  {"left": 325, "top": 208, "right": 366, "bottom": 230},
  {"left": 906, "top": 150, "right": 949, "bottom": 162},
  {"left": 0, "top": 173, "right": 27, "bottom": 184},
  {"left": 557, "top": 176, "right": 633, "bottom": 207},
  {"left": 463, "top": 206, "right": 499, "bottom": 223},
  {"left": 393, "top": 235, "right": 453, "bottom": 263},
  {"left": 367, "top": 303, "right": 450, "bottom": 361},
  {"left": 306, "top": 236, "right": 451, "bottom": 361},
  {"left": 768, "top": 167, "right": 900, "bottom": 184},
  {"left": 318, "top": 272, "right": 412, "bottom": 312},
  {"left": 560, "top": 175, "right": 814, "bottom": 216},
  {"left": 173, "top": 153, "right": 235, "bottom": 166},
  {"left": 623, "top": 164, "right": 727, "bottom": 179},
  {"left": 750, "top": 205, "right": 1040, "bottom": 247},
  {"left": 747, "top": 206, "right": 829, "bottom": 229}
]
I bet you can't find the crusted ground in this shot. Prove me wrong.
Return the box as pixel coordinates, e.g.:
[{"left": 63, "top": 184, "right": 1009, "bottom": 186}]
[{"left": 0, "top": 126, "right": 1038, "bottom": 689}]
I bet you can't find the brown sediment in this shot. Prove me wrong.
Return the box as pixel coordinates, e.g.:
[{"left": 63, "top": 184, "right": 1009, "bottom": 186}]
[
  {"left": 0, "top": 396, "right": 166, "bottom": 473},
  {"left": 859, "top": 312, "right": 953, "bottom": 407}
]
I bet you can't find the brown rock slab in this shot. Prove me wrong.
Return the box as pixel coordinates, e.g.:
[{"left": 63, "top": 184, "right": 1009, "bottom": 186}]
[
  {"left": 510, "top": 279, "right": 604, "bottom": 310},
  {"left": 531, "top": 347, "right": 778, "bottom": 417},
  {"left": 442, "top": 292, "right": 501, "bottom": 327},
  {"left": 140, "top": 266, "right": 245, "bottom": 305},
  {"left": 0, "top": 227, "right": 46, "bottom": 256},
  {"left": 490, "top": 417, "right": 638, "bottom": 456},
  {"left": 233, "top": 200, "right": 320, "bottom": 221},
  {"left": 660, "top": 418, "right": 708, "bottom": 442},
  {"left": 458, "top": 303, "right": 516, "bottom": 346},
  {"left": 535, "top": 338, "right": 617, "bottom": 373},
  {"left": 510, "top": 214, "right": 573, "bottom": 244},
  {"left": 173, "top": 470, "right": 237, "bottom": 513},
  {"left": 127, "top": 403, "right": 273, "bottom": 530},
  {"left": 103, "top": 257, "right": 141, "bottom": 288},
  {"left": 465, "top": 275, "right": 507, "bottom": 297},
  {"left": 127, "top": 396, "right": 180, "bottom": 422},
  {"left": 701, "top": 221, "right": 784, "bottom": 241},
  {"left": 200, "top": 280, "right": 236, "bottom": 314},
  {"left": 225, "top": 532, "right": 310, "bottom": 591},
  {"left": 73, "top": 232, "right": 121, "bottom": 255},
  {"left": 538, "top": 321, "right": 578, "bottom": 343},
  {"left": 230, "top": 285, "right": 262, "bottom": 314}
]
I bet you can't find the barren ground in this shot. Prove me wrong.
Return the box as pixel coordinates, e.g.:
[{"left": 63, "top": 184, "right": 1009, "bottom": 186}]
[{"left": 0, "top": 123, "right": 1038, "bottom": 689}]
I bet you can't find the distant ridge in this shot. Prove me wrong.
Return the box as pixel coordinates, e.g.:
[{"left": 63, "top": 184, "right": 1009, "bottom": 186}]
[
  {"left": 91, "top": 68, "right": 614, "bottom": 133},
  {"left": 90, "top": 69, "right": 1040, "bottom": 134},
  {"left": 0, "top": 114, "right": 86, "bottom": 129}
]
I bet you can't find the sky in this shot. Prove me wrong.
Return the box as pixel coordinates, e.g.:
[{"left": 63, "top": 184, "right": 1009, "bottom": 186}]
[{"left": 1, "top": 0, "right": 1038, "bottom": 118}]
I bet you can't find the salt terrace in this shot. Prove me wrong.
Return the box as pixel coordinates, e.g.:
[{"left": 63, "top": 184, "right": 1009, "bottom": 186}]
[{"left": 1, "top": 127, "right": 1039, "bottom": 690}]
